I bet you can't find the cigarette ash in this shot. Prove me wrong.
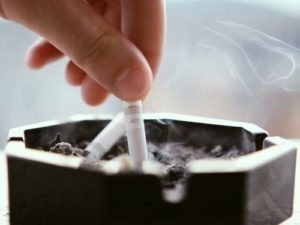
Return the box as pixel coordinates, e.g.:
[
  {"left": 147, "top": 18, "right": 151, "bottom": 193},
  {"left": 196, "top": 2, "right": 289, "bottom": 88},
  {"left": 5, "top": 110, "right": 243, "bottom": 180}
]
[
  {"left": 37, "top": 133, "right": 90, "bottom": 157},
  {"left": 38, "top": 133, "right": 246, "bottom": 189}
]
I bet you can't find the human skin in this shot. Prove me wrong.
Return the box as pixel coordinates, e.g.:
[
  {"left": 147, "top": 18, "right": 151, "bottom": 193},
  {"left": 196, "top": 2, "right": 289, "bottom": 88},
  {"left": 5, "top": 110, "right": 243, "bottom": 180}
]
[{"left": 0, "top": 0, "right": 165, "bottom": 105}]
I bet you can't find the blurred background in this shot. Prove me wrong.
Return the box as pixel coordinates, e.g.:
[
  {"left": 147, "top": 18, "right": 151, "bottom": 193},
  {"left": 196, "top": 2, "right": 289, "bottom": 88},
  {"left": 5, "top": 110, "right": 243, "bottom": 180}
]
[{"left": 1, "top": 0, "right": 300, "bottom": 148}]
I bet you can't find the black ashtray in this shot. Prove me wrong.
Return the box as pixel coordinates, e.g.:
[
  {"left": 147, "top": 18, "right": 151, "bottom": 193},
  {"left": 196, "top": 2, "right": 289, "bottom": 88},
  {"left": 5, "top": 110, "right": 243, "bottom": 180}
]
[{"left": 5, "top": 113, "right": 297, "bottom": 225}]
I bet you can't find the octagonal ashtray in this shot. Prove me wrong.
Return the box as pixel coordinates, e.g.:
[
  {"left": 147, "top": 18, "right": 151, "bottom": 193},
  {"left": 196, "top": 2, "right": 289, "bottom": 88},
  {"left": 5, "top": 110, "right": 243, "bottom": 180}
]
[{"left": 5, "top": 113, "right": 297, "bottom": 225}]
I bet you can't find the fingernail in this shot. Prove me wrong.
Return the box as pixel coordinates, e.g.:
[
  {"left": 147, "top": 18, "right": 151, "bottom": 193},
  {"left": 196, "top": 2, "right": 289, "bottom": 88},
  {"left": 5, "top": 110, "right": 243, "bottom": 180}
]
[{"left": 114, "top": 68, "right": 150, "bottom": 101}]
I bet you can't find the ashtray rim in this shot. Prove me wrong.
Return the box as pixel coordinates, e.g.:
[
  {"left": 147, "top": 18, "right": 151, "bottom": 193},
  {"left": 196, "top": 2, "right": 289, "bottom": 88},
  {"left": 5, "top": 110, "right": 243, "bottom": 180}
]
[
  {"left": 7, "top": 113, "right": 268, "bottom": 141},
  {"left": 5, "top": 113, "right": 296, "bottom": 174}
]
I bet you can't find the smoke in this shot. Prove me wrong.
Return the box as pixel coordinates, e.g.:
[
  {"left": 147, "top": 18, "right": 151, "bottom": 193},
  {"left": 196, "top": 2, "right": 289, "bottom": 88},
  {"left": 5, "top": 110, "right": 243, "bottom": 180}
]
[
  {"left": 146, "top": 19, "right": 300, "bottom": 129},
  {"left": 199, "top": 21, "right": 300, "bottom": 92}
]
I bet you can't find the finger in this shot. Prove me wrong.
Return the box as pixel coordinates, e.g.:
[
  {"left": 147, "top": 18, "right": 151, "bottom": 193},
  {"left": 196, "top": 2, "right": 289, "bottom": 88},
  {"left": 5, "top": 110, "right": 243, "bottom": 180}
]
[
  {"left": 26, "top": 38, "right": 64, "bottom": 69},
  {"left": 66, "top": 61, "right": 86, "bottom": 86},
  {"left": 87, "top": 0, "right": 120, "bottom": 28},
  {"left": 86, "top": 0, "right": 107, "bottom": 15},
  {"left": 81, "top": 76, "right": 109, "bottom": 106},
  {"left": 121, "top": 0, "right": 165, "bottom": 76},
  {"left": 2, "top": 0, "right": 152, "bottom": 101},
  {"left": 0, "top": 2, "right": 7, "bottom": 19},
  {"left": 26, "top": 1, "right": 120, "bottom": 70},
  {"left": 0, "top": 11, "right": 5, "bottom": 19},
  {"left": 103, "top": 0, "right": 121, "bottom": 29}
]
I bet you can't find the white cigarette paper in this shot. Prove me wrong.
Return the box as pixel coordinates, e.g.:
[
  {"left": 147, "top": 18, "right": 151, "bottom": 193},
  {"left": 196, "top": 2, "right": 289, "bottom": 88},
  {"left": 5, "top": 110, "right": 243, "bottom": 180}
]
[
  {"left": 123, "top": 100, "right": 148, "bottom": 169},
  {"left": 86, "top": 112, "right": 125, "bottom": 160}
]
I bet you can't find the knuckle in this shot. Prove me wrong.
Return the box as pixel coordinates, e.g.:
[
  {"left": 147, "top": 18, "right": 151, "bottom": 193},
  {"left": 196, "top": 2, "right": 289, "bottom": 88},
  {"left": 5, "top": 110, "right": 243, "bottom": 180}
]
[{"left": 72, "top": 30, "right": 115, "bottom": 70}]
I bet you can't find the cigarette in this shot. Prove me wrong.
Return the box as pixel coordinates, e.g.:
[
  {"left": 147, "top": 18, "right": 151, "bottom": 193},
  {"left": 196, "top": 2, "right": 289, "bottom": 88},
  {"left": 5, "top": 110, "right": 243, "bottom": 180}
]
[
  {"left": 123, "top": 100, "right": 148, "bottom": 169},
  {"left": 86, "top": 112, "right": 125, "bottom": 160}
]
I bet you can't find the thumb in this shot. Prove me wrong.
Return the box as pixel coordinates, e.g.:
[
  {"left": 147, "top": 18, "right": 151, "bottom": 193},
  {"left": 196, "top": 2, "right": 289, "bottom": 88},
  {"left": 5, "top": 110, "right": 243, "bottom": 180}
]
[{"left": 1, "top": 0, "right": 152, "bottom": 101}]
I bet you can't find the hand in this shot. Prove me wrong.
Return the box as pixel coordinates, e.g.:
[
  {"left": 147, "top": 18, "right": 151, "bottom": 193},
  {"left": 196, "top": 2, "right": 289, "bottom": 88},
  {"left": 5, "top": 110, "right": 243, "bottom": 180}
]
[{"left": 0, "top": 0, "right": 165, "bottom": 105}]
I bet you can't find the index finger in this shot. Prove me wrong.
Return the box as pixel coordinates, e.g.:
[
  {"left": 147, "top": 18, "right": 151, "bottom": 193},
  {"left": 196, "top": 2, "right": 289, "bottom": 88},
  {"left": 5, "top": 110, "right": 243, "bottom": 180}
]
[{"left": 121, "top": 0, "right": 166, "bottom": 76}]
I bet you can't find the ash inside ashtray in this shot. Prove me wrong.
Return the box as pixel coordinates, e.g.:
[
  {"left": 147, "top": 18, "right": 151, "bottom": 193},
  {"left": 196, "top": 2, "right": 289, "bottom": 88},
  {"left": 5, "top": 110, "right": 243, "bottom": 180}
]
[
  {"left": 44, "top": 134, "right": 90, "bottom": 157},
  {"left": 38, "top": 133, "right": 247, "bottom": 189}
]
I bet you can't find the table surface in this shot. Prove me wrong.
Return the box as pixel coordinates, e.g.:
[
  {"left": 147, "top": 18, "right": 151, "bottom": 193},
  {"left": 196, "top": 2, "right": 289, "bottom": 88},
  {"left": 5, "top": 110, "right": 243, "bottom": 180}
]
[{"left": 1, "top": 147, "right": 300, "bottom": 225}]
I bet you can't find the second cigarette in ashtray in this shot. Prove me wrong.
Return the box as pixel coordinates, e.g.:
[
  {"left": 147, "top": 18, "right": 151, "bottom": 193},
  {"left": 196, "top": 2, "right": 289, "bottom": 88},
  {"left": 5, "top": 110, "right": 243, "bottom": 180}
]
[
  {"left": 86, "top": 112, "right": 125, "bottom": 160},
  {"left": 123, "top": 101, "right": 148, "bottom": 169}
]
